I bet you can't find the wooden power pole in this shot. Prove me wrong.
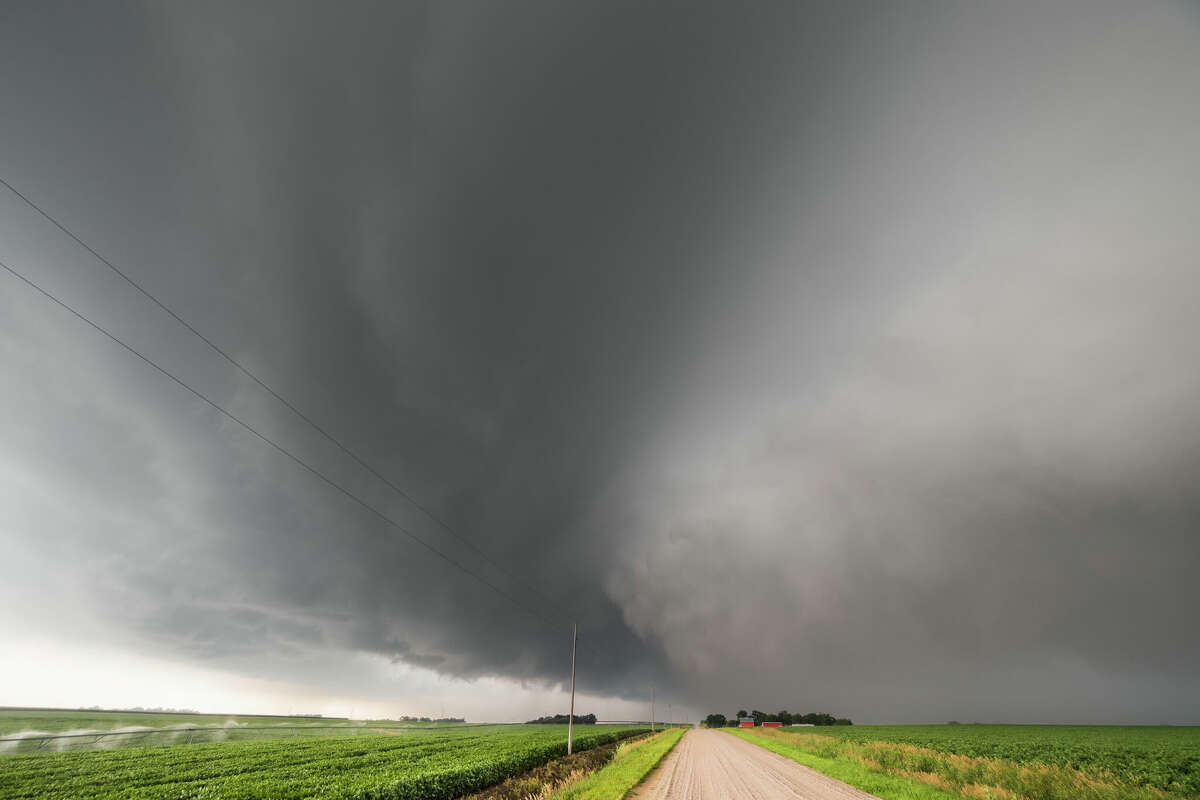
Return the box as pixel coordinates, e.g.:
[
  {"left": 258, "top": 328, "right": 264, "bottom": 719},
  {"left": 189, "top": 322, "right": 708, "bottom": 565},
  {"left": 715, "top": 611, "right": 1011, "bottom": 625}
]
[{"left": 567, "top": 623, "right": 578, "bottom": 755}]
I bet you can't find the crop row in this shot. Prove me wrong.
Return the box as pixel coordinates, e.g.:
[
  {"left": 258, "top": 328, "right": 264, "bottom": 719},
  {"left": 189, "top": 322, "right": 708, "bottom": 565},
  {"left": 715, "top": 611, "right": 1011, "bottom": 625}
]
[
  {"left": 810, "top": 725, "right": 1200, "bottom": 795},
  {"left": 0, "top": 725, "right": 647, "bottom": 800},
  {"left": 0, "top": 725, "right": 399, "bottom": 756},
  {"left": 0, "top": 710, "right": 360, "bottom": 737}
]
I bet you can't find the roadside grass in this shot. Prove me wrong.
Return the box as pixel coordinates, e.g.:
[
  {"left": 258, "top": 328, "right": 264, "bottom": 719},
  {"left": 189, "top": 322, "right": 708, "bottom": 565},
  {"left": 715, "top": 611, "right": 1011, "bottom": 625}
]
[
  {"left": 734, "top": 728, "right": 1176, "bottom": 800},
  {"left": 548, "top": 727, "right": 686, "bottom": 800},
  {"left": 726, "top": 729, "right": 961, "bottom": 800},
  {"left": 463, "top": 734, "right": 650, "bottom": 800}
]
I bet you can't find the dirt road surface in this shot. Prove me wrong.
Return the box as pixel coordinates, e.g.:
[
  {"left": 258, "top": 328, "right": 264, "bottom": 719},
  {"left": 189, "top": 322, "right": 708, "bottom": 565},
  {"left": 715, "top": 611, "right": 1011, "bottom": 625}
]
[{"left": 633, "top": 729, "right": 883, "bottom": 800}]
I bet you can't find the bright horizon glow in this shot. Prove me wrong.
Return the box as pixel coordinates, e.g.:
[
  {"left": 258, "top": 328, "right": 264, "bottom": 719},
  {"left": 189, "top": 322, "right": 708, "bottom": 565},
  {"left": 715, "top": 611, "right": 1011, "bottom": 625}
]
[{"left": 0, "top": 635, "right": 669, "bottom": 723}]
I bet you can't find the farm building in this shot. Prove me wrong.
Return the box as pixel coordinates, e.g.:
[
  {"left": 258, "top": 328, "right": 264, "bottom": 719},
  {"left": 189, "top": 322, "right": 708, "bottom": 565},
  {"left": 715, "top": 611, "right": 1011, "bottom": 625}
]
[
  {"left": 761, "top": 721, "right": 782, "bottom": 727},
  {"left": 738, "top": 719, "right": 755, "bottom": 728}
]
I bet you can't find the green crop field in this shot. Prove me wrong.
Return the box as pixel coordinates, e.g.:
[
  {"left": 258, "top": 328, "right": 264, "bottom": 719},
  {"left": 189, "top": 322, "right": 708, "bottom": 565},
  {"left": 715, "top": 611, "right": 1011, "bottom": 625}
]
[
  {"left": 0, "top": 708, "right": 363, "bottom": 735},
  {"left": 0, "top": 709, "right": 479, "bottom": 754},
  {"left": 0, "top": 709, "right": 363, "bottom": 735},
  {"left": 766, "top": 724, "right": 1200, "bottom": 798},
  {"left": 0, "top": 724, "right": 646, "bottom": 800},
  {"left": 815, "top": 725, "right": 1200, "bottom": 795}
]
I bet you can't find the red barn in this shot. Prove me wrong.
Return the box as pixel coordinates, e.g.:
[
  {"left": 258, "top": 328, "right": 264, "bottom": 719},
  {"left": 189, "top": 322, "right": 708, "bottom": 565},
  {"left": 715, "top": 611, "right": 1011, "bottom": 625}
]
[
  {"left": 738, "top": 719, "right": 754, "bottom": 727},
  {"left": 761, "top": 721, "right": 782, "bottom": 727}
]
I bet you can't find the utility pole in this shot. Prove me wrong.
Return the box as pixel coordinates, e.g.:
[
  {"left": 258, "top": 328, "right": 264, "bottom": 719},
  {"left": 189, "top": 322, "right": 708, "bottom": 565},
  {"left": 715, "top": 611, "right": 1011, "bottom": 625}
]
[
  {"left": 567, "top": 622, "right": 578, "bottom": 755},
  {"left": 651, "top": 687, "right": 655, "bottom": 732}
]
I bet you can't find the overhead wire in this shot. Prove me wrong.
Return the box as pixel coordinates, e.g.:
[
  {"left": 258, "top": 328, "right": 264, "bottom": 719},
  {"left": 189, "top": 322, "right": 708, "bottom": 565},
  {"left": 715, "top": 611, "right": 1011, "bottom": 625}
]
[
  {"left": 0, "top": 175, "right": 614, "bottom": 661},
  {"left": 0, "top": 256, "right": 604, "bottom": 655},
  {"left": 0, "top": 175, "right": 569, "bottom": 618}
]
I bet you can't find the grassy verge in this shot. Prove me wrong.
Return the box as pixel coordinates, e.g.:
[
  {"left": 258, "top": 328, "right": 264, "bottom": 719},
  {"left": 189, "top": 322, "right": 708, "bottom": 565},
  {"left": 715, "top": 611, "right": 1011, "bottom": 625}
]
[
  {"left": 731, "top": 728, "right": 1174, "bottom": 800},
  {"left": 726, "top": 729, "right": 961, "bottom": 800},
  {"left": 549, "top": 727, "right": 686, "bottom": 800},
  {"left": 462, "top": 734, "right": 648, "bottom": 800}
]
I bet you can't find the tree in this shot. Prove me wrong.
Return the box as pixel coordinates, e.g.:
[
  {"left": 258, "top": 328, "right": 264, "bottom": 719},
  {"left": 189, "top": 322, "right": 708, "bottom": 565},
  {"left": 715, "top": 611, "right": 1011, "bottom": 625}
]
[
  {"left": 719, "top": 707, "right": 848, "bottom": 727},
  {"left": 526, "top": 713, "right": 596, "bottom": 724},
  {"left": 703, "top": 713, "right": 727, "bottom": 728},
  {"left": 797, "top": 712, "right": 836, "bottom": 725}
]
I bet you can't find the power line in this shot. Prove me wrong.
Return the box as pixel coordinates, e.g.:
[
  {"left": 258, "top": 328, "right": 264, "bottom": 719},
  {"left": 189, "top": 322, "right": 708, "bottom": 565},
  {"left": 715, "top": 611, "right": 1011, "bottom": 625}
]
[
  {"left": 0, "top": 256, "right": 567, "bottom": 641},
  {"left": 0, "top": 175, "right": 565, "bottom": 618},
  {"left": 2, "top": 255, "right": 611, "bottom": 664},
  {"left": 0, "top": 176, "right": 616, "bottom": 665}
]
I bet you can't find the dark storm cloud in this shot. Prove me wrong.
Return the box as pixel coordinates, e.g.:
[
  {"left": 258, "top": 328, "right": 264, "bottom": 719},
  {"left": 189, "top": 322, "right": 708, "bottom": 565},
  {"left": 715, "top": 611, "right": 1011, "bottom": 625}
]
[{"left": 2, "top": 0, "right": 1199, "bottom": 722}]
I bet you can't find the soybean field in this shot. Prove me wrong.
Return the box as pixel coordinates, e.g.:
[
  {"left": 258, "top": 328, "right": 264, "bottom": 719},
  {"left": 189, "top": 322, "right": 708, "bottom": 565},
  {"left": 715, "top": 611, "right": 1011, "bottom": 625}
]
[
  {"left": 0, "top": 710, "right": 352, "bottom": 736},
  {"left": 0, "top": 709, "right": 477, "bottom": 754},
  {"left": 0, "top": 724, "right": 646, "bottom": 800},
  {"left": 786, "top": 724, "right": 1200, "bottom": 797}
]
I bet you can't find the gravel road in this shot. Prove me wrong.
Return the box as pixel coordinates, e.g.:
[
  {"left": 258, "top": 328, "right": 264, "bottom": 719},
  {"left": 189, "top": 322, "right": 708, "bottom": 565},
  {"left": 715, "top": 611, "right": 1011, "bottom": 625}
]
[{"left": 632, "top": 729, "right": 883, "bottom": 800}]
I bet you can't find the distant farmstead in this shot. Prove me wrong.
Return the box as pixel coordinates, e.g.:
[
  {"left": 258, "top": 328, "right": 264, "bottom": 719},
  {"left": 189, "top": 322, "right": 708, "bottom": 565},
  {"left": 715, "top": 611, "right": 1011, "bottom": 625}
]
[
  {"left": 761, "top": 721, "right": 782, "bottom": 727},
  {"left": 738, "top": 719, "right": 755, "bottom": 728}
]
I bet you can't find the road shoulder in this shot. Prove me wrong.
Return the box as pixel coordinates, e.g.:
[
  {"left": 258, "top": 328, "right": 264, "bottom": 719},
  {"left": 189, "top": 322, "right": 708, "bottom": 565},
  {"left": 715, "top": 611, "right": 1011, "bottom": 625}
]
[{"left": 728, "top": 729, "right": 959, "bottom": 800}]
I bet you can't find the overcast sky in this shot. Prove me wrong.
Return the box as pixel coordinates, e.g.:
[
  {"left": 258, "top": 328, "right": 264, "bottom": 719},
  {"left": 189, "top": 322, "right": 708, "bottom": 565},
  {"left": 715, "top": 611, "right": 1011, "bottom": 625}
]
[{"left": 2, "top": 0, "right": 1199, "bottom": 724}]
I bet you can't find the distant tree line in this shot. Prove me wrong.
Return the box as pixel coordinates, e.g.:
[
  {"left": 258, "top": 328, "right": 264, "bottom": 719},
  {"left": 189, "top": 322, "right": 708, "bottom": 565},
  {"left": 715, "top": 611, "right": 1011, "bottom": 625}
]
[
  {"left": 398, "top": 715, "right": 466, "bottom": 723},
  {"left": 526, "top": 713, "right": 597, "bottom": 725},
  {"left": 702, "top": 710, "right": 852, "bottom": 727}
]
